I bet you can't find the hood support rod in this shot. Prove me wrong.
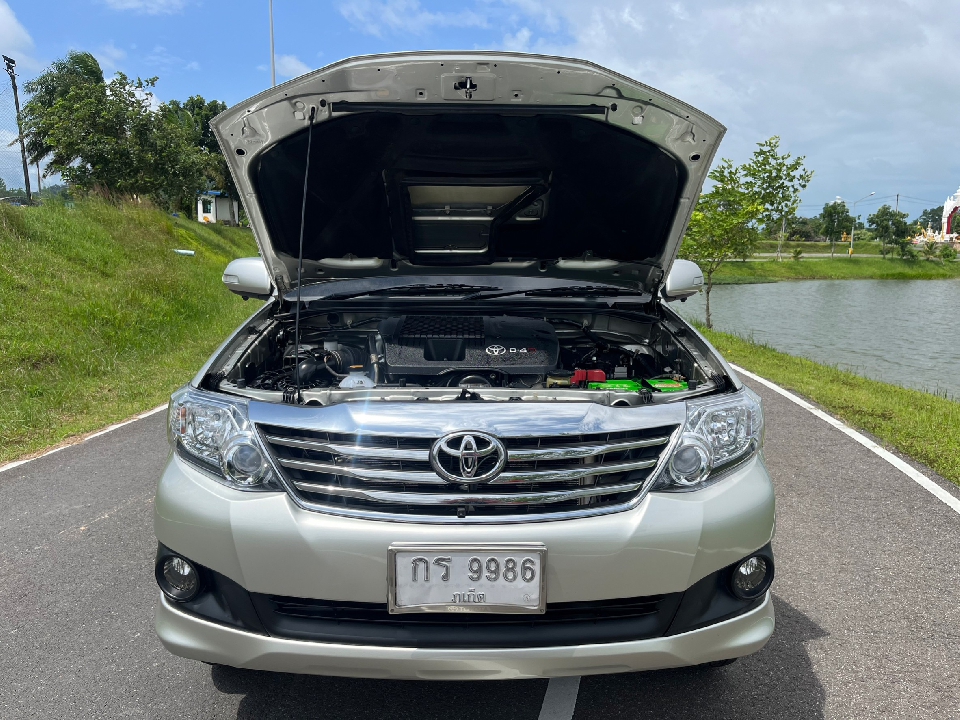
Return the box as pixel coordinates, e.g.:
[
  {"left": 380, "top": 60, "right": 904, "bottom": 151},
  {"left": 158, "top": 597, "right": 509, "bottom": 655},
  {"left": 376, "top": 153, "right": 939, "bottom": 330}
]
[{"left": 292, "top": 105, "right": 317, "bottom": 404}]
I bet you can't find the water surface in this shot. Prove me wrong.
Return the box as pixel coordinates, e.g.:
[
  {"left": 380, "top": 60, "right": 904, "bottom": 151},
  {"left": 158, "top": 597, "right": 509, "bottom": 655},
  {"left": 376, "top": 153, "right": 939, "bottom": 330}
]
[{"left": 676, "top": 279, "right": 960, "bottom": 399}]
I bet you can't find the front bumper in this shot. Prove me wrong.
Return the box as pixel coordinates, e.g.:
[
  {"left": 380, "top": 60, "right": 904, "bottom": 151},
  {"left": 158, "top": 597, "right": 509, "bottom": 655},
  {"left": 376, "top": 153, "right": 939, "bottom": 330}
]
[
  {"left": 154, "top": 452, "right": 775, "bottom": 604},
  {"left": 156, "top": 590, "right": 774, "bottom": 680},
  {"left": 154, "top": 448, "right": 775, "bottom": 677}
]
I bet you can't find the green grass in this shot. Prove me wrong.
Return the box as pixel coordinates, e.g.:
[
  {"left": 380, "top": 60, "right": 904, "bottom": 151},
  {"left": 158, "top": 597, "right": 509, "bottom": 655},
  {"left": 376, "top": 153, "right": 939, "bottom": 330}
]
[
  {"left": 713, "top": 257, "right": 960, "bottom": 284},
  {"left": 699, "top": 325, "right": 960, "bottom": 486},
  {"left": 0, "top": 199, "right": 261, "bottom": 463},
  {"left": 753, "top": 239, "right": 883, "bottom": 255}
]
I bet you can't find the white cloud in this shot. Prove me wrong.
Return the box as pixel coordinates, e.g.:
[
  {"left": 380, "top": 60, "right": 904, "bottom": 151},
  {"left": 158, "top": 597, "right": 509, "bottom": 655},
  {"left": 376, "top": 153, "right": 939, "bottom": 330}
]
[
  {"left": 489, "top": 0, "right": 960, "bottom": 211},
  {"left": 340, "top": 0, "right": 487, "bottom": 37},
  {"left": 502, "top": 27, "right": 532, "bottom": 52},
  {"left": 102, "top": 0, "right": 186, "bottom": 14},
  {"left": 143, "top": 45, "right": 198, "bottom": 74},
  {"left": 276, "top": 54, "right": 311, "bottom": 79},
  {"left": 96, "top": 42, "right": 127, "bottom": 72},
  {"left": 0, "top": 0, "right": 39, "bottom": 70}
]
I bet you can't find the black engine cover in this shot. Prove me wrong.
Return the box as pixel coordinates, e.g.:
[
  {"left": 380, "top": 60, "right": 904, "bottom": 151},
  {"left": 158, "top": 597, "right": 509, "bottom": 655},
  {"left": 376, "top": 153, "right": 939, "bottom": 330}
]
[{"left": 378, "top": 315, "right": 559, "bottom": 377}]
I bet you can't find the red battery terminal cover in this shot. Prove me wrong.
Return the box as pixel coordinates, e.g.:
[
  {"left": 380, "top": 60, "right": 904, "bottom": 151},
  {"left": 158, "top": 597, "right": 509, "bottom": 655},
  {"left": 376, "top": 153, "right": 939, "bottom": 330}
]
[{"left": 572, "top": 369, "right": 607, "bottom": 385}]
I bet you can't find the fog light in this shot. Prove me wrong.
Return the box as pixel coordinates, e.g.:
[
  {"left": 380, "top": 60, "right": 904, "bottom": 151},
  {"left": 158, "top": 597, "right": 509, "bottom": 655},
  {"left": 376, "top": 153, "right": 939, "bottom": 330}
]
[
  {"left": 159, "top": 556, "right": 200, "bottom": 601},
  {"left": 731, "top": 555, "right": 772, "bottom": 599}
]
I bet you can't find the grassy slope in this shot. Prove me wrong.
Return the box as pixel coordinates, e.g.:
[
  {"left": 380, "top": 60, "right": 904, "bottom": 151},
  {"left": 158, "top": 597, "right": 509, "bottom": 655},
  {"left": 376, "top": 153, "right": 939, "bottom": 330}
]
[
  {"left": 713, "top": 257, "right": 960, "bottom": 284},
  {"left": 0, "top": 200, "right": 261, "bottom": 463},
  {"left": 700, "top": 326, "right": 960, "bottom": 486}
]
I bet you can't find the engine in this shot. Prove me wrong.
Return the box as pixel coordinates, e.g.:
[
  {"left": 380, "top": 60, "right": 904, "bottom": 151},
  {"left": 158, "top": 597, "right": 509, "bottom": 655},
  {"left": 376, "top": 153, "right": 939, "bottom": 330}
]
[
  {"left": 378, "top": 315, "right": 559, "bottom": 385},
  {"left": 233, "top": 310, "right": 705, "bottom": 401}
]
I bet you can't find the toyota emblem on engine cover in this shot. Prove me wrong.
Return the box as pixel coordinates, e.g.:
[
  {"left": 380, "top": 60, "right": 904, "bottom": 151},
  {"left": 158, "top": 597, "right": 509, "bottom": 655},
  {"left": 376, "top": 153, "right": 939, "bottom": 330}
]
[
  {"left": 485, "top": 345, "right": 507, "bottom": 356},
  {"left": 430, "top": 431, "right": 507, "bottom": 483}
]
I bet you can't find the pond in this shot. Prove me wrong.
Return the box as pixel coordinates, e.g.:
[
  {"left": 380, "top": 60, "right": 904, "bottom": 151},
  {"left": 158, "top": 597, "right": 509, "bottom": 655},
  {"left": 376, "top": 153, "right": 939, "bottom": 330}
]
[{"left": 675, "top": 279, "right": 960, "bottom": 399}]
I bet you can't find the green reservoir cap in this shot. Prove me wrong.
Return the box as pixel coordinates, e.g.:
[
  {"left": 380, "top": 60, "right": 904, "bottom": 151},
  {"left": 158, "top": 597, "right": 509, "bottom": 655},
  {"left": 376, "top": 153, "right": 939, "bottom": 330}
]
[{"left": 644, "top": 378, "right": 689, "bottom": 392}]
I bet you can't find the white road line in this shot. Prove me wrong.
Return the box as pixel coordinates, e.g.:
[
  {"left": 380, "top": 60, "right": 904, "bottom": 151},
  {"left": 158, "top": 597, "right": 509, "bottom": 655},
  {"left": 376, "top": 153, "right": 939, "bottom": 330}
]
[
  {"left": 0, "top": 404, "right": 167, "bottom": 475},
  {"left": 538, "top": 676, "right": 581, "bottom": 720},
  {"left": 732, "top": 363, "right": 960, "bottom": 516}
]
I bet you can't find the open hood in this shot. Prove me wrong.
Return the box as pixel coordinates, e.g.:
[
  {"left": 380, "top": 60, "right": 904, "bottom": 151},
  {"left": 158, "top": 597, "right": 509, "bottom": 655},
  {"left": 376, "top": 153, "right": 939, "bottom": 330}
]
[{"left": 212, "top": 52, "right": 724, "bottom": 293}]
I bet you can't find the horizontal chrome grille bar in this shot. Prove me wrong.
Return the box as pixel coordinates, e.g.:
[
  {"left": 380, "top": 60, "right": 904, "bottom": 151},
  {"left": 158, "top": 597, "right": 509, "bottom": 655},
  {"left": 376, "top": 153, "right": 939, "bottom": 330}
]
[
  {"left": 265, "top": 435, "right": 429, "bottom": 461},
  {"left": 277, "top": 456, "right": 658, "bottom": 485},
  {"left": 506, "top": 436, "right": 670, "bottom": 462},
  {"left": 490, "top": 458, "right": 658, "bottom": 484},
  {"left": 266, "top": 434, "right": 669, "bottom": 464},
  {"left": 277, "top": 458, "right": 447, "bottom": 485},
  {"left": 292, "top": 480, "right": 645, "bottom": 506}
]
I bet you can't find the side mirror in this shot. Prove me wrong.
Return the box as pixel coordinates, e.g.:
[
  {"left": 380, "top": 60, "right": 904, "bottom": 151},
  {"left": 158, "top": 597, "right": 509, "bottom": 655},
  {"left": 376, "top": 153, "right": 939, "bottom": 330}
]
[
  {"left": 662, "top": 259, "right": 704, "bottom": 301},
  {"left": 222, "top": 257, "right": 273, "bottom": 300}
]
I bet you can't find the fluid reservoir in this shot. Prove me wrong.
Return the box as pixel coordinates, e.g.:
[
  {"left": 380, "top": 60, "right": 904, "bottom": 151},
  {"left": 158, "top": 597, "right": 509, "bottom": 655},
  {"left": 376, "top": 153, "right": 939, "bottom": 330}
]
[{"left": 339, "top": 366, "right": 376, "bottom": 389}]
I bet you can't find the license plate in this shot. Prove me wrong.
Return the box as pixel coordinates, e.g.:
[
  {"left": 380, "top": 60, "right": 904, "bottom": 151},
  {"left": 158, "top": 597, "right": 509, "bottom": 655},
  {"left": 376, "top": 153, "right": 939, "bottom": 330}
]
[{"left": 388, "top": 543, "right": 546, "bottom": 614}]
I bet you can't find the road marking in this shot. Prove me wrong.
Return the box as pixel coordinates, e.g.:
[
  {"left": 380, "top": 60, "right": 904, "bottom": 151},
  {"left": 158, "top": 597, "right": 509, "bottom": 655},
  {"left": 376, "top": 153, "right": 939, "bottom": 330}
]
[
  {"left": 732, "top": 363, "right": 960, "bottom": 516},
  {"left": 538, "top": 676, "right": 581, "bottom": 720},
  {"left": 0, "top": 405, "right": 167, "bottom": 475}
]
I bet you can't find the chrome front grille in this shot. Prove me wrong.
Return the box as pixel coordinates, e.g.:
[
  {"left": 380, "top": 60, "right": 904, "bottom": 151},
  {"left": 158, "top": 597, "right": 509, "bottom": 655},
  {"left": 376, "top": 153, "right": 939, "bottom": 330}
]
[{"left": 259, "top": 423, "right": 678, "bottom": 522}]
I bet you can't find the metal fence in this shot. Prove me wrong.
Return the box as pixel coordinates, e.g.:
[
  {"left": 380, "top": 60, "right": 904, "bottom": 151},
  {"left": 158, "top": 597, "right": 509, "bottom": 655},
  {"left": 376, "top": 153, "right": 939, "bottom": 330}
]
[{"left": 0, "top": 83, "right": 31, "bottom": 196}]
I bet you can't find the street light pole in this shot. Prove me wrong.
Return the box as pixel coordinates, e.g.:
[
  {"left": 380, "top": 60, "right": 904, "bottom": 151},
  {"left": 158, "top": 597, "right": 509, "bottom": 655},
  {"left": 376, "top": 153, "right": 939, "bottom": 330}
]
[
  {"left": 3, "top": 55, "right": 32, "bottom": 204},
  {"left": 850, "top": 191, "right": 875, "bottom": 256},
  {"left": 269, "top": 0, "right": 276, "bottom": 87}
]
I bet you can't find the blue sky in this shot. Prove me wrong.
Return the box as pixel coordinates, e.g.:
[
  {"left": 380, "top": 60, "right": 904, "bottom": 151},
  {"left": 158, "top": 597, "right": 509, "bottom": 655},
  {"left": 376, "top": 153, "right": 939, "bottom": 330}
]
[{"left": 2, "top": 0, "right": 959, "bottom": 220}]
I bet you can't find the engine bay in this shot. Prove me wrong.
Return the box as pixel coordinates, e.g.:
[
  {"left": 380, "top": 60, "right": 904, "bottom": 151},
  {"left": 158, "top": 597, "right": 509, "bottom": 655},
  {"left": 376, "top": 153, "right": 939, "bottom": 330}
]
[{"left": 214, "top": 306, "right": 724, "bottom": 407}]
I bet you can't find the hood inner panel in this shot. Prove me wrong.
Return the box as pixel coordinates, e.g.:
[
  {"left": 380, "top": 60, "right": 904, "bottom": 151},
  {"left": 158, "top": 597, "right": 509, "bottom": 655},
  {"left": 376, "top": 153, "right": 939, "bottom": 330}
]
[{"left": 254, "top": 111, "right": 685, "bottom": 269}]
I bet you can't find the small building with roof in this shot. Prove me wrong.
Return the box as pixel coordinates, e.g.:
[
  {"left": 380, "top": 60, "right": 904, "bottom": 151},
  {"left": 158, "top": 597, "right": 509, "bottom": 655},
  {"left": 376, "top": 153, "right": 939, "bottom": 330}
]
[{"left": 197, "top": 191, "right": 239, "bottom": 225}]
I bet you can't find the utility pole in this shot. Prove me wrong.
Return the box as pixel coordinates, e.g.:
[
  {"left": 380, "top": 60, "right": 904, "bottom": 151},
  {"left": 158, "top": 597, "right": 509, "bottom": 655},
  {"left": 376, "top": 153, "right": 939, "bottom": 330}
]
[
  {"left": 895, "top": 193, "right": 899, "bottom": 213},
  {"left": 3, "top": 55, "right": 32, "bottom": 204},
  {"left": 269, "top": 0, "right": 276, "bottom": 87},
  {"left": 850, "top": 191, "right": 875, "bottom": 256}
]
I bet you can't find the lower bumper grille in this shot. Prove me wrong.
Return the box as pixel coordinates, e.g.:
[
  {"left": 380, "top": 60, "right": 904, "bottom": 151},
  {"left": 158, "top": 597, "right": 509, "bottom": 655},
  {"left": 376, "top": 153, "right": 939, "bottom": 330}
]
[
  {"left": 258, "top": 423, "right": 678, "bottom": 521},
  {"left": 249, "top": 592, "right": 681, "bottom": 649}
]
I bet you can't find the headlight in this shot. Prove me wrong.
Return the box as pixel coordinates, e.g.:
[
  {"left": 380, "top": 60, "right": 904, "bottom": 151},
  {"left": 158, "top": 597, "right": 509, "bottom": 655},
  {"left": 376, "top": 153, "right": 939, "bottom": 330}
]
[
  {"left": 168, "top": 386, "right": 280, "bottom": 491},
  {"left": 654, "top": 387, "right": 764, "bottom": 491}
]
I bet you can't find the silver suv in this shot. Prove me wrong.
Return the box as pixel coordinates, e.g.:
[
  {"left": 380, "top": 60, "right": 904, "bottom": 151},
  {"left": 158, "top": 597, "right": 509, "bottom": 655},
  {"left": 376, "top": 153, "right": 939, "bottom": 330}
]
[{"left": 154, "top": 52, "right": 775, "bottom": 680}]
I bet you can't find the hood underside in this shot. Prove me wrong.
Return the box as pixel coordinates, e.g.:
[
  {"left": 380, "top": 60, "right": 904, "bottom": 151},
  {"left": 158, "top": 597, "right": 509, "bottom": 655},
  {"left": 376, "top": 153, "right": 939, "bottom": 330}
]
[{"left": 212, "top": 52, "right": 725, "bottom": 292}]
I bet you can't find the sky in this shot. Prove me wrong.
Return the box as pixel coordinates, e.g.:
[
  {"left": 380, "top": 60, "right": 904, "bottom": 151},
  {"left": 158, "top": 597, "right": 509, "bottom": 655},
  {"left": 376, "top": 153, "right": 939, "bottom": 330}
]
[{"left": 2, "top": 0, "right": 958, "bottom": 220}]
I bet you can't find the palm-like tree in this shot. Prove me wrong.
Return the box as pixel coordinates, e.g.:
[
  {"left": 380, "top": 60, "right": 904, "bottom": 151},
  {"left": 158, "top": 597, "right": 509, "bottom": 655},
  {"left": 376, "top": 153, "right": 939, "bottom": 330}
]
[{"left": 921, "top": 241, "right": 941, "bottom": 262}]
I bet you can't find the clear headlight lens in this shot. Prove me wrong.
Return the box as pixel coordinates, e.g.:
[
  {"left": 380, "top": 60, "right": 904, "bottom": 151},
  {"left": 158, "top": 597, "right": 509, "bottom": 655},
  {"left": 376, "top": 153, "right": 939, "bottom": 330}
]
[
  {"left": 655, "top": 387, "right": 764, "bottom": 491},
  {"left": 168, "top": 386, "right": 279, "bottom": 491}
]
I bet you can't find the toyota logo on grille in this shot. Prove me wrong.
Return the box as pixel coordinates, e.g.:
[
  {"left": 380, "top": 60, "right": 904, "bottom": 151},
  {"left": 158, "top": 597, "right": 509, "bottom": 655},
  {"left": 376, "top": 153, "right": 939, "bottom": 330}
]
[{"left": 430, "top": 431, "right": 507, "bottom": 483}]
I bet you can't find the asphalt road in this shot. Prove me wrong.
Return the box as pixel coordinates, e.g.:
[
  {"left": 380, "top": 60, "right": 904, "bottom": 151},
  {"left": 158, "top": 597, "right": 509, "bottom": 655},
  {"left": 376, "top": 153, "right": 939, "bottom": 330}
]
[{"left": 2, "top": 377, "right": 959, "bottom": 719}]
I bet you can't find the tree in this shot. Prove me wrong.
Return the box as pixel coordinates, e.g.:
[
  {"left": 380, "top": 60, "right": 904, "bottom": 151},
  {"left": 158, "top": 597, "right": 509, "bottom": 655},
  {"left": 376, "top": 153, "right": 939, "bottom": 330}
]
[
  {"left": 679, "top": 159, "right": 763, "bottom": 328},
  {"left": 786, "top": 214, "right": 820, "bottom": 242},
  {"left": 920, "top": 241, "right": 941, "bottom": 262},
  {"left": 914, "top": 206, "right": 943, "bottom": 232},
  {"left": 22, "top": 51, "right": 105, "bottom": 167},
  {"left": 166, "top": 96, "right": 226, "bottom": 153},
  {"left": 166, "top": 96, "right": 236, "bottom": 202},
  {"left": 819, "top": 200, "right": 855, "bottom": 258},
  {"left": 21, "top": 57, "right": 206, "bottom": 212},
  {"left": 742, "top": 136, "right": 813, "bottom": 261},
  {"left": 868, "top": 205, "right": 910, "bottom": 258}
]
